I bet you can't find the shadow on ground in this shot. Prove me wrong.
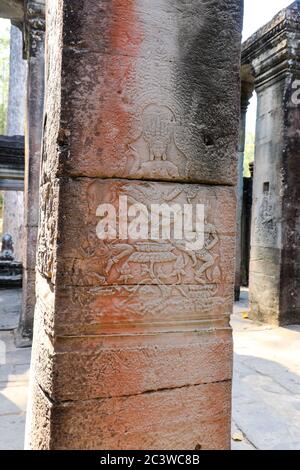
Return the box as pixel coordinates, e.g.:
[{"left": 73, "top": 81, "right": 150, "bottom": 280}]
[
  {"left": 232, "top": 289, "right": 300, "bottom": 450},
  {"left": 233, "top": 353, "right": 300, "bottom": 450}
]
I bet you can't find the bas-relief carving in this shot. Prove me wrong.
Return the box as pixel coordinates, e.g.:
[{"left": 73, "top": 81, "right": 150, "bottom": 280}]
[
  {"left": 255, "top": 196, "right": 278, "bottom": 247},
  {"left": 77, "top": 235, "right": 222, "bottom": 290},
  {"left": 97, "top": 229, "right": 221, "bottom": 287},
  {"left": 37, "top": 182, "right": 58, "bottom": 280},
  {"left": 67, "top": 181, "right": 227, "bottom": 313},
  {"left": 70, "top": 284, "right": 231, "bottom": 324},
  {"left": 128, "top": 104, "right": 187, "bottom": 179}
]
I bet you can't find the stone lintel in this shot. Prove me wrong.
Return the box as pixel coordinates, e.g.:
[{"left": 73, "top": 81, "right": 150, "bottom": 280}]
[
  {"left": 240, "top": 64, "right": 255, "bottom": 112},
  {"left": 0, "top": 135, "right": 24, "bottom": 181},
  {"left": 0, "top": 0, "right": 24, "bottom": 27},
  {"left": 242, "top": 1, "right": 300, "bottom": 88}
]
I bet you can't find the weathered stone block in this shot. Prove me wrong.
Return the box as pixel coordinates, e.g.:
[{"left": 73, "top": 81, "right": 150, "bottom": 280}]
[
  {"left": 32, "top": 299, "right": 232, "bottom": 402},
  {"left": 62, "top": 0, "right": 242, "bottom": 67},
  {"left": 27, "top": 378, "right": 231, "bottom": 450},
  {"left": 56, "top": 54, "right": 239, "bottom": 184},
  {"left": 37, "top": 279, "right": 234, "bottom": 337},
  {"left": 41, "top": 0, "right": 242, "bottom": 185},
  {"left": 249, "top": 273, "right": 280, "bottom": 325},
  {"left": 37, "top": 179, "right": 236, "bottom": 287}
]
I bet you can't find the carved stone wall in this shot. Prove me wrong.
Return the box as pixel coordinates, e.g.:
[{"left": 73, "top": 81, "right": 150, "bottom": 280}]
[{"left": 25, "top": 0, "right": 242, "bottom": 449}]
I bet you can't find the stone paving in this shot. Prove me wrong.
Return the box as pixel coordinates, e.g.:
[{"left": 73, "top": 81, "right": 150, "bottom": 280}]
[
  {"left": 231, "top": 289, "right": 300, "bottom": 450},
  {"left": 0, "top": 288, "right": 22, "bottom": 331},
  {"left": 0, "top": 330, "right": 30, "bottom": 450},
  {"left": 0, "top": 288, "right": 30, "bottom": 450},
  {"left": 1, "top": 288, "right": 300, "bottom": 449}
]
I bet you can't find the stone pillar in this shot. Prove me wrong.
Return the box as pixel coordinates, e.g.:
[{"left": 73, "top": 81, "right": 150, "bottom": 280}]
[
  {"left": 3, "top": 24, "right": 27, "bottom": 262},
  {"left": 235, "top": 66, "right": 254, "bottom": 300},
  {"left": 17, "top": 1, "right": 45, "bottom": 343},
  {"left": 26, "top": 0, "right": 242, "bottom": 449},
  {"left": 245, "top": 1, "right": 300, "bottom": 325}
]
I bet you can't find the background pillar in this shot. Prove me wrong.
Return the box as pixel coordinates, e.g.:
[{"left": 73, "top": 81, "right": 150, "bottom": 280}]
[
  {"left": 17, "top": 0, "right": 45, "bottom": 343},
  {"left": 235, "top": 66, "right": 254, "bottom": 300},
  {"left": 26, "top": 0, "right": 242, "bottom": 449},
  {"left": 3, "top": 24, "right": 27, "bottom": 262},
  {"left": 244, "top": 2, "right": 300, "bottom": 325}
]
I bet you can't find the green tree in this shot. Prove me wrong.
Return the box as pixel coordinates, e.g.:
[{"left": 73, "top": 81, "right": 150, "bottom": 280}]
[{"left": 244, "top": 132, "right": 255, "bottom": 177}]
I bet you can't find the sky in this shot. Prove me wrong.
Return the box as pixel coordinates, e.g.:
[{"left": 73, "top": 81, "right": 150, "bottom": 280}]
[{"left": 243, "top": 0, "right": 293, "bottom": 133}]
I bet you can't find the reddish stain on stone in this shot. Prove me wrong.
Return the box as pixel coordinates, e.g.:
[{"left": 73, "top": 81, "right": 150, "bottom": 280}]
[
  {"left": 92, "top": 0, "right": 144, "bottom": 174},
  {"left": 110, "top": 0, "right": 144, "bottom": 52},
  {"left": 88, "top": 1, "right": 149, "bottom": 397}
]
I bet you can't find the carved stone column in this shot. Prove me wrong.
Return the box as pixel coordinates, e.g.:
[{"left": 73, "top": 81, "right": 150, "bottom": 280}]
[
  {"left": 17, "top": 1, "right": 45, "bottom": 344},
  {"left": 26, "top": 0, "right": 242, "bottom": 449},
  {"left": 235, "top": 66, "right": 254, "bottom": 301},
  {"left": 244, "top": 1, "right": 300, "bottom": 325}
]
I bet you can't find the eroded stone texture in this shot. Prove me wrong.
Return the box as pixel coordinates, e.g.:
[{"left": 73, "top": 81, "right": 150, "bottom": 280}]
[
  {"left": 26, "top": 0, "right": 242, "bottom": 450},
  {"left": 244, "top": 2, "right": 300, "bottom": 326},
  {"left": 32, "top": 296, "right": 232, "bottom": 402},
  {"left": 37, "top": 277, "right": 235, "bottom": 337},
  {"left": 41, "top": 0, "right": 241, "bottom": 185},
  {"left": 36, "top": 179, "right": 236, "bottom": 286},
  {"left": 28, "top": 377, "right": 231, "bottom": 450}
]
